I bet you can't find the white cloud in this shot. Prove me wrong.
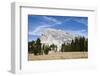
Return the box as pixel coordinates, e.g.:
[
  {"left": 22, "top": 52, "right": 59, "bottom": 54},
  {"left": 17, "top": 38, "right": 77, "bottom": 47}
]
[
  {"left": 43, "top": 16, "right": 62, "bottom": 25},
  {"left": 73, "top": 18, "right": 88, "bottom": 26},
  {"left": 64, "top": 17, "right": 88, "bottom": 26},
  {"left": 29, "top": 16, "right": 62, "bottom": 36},
  {"left": 29, "top": 16, "right": 87, "bottom": 37},
  {"left": 65, "top": 18, "right": 72, "bottom": 21},
  {"left": 29, "top": 24, "right": 54, "bottom": 36}
]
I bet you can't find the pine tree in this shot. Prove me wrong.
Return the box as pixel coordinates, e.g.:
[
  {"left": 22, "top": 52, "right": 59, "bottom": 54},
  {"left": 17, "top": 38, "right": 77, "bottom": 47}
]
[
  {"left": 35, "top": 38, "right": 41, "bottom": 55},
  {"left": 44, "top": 45, "right": 50, "bottom": 55},
  {"left": 61, "top": 43, "right": 65, "bottom": 52},
  {"left": 50, "top": 44, "right": 57, "bottom": 52},
  {"left": 71, "top": 40, "right": 74, "bottom": 51},
  {"left": 60, "top": 36, "right": 88, "bottom": 52},
  {"left": 28, "top": 41, "right": 35, "bottom": 53}
]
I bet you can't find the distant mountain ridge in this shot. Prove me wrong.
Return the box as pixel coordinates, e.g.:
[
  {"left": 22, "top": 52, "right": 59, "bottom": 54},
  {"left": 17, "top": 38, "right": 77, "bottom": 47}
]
[{"left": 40, "top": 28, "right": 77, "bottom": 51}]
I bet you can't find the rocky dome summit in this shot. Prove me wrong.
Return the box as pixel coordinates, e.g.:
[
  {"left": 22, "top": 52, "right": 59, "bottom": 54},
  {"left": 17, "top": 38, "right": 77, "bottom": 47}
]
[{"left": 40, "top": 28, "right": 76, "bottom": 51}]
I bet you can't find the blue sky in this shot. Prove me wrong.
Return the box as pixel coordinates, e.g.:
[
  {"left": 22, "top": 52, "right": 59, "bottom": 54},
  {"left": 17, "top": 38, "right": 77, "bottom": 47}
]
[{"left": 28, "top": 15, "right": 88, "bottom": 42}]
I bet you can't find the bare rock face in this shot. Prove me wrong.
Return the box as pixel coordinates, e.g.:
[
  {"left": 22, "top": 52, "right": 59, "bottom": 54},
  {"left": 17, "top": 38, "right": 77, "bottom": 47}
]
[{"left": 40, "top": 28, "right": 75, "bottom": 51}]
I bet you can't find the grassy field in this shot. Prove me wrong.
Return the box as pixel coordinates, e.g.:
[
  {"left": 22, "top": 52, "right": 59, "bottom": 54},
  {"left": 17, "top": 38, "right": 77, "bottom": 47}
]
[{"left": 28, "top": 52, "right": 88, "bottom": 61}]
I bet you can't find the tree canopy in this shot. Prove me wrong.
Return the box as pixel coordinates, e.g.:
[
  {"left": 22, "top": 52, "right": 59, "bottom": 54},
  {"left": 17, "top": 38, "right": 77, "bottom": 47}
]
[{"left": 28, "top": 36, "right": 88, "bottom": 56}]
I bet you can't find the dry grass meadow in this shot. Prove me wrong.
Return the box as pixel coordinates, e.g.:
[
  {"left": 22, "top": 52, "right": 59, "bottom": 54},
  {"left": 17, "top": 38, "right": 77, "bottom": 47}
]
[{"left": 28, "top": 52, "right": 88, "bottom": 61}]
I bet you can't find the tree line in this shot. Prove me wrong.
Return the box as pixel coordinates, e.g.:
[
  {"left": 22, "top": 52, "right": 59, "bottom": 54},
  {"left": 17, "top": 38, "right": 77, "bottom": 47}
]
[
  {"left": 28, "top": 38, "right": 57, "bottom": 55},
  {"left": 61, "top": 37, "right": 88, "bottom": 52},
  {"left": 28, "top": 37, "right": 88, "bottom": 55}
]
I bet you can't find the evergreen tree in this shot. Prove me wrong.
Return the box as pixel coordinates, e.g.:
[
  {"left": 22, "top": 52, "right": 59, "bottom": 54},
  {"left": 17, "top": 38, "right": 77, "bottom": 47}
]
[
  {"left": 44, "top": 45, "right": 50, "bottom": 55},
  {"left": 61, "top": 43, "right": 65, "bottom": 52},
  {"left": 50, "top": 44, "right": 57, "bottom": 52},
  {"left": 84, "top": 39, "right": 88, "bottom": 51},
  {"left": 71, "top": 40, "right": 75, "bottom": 51},
  {"left": 60, "top": 36, "right": 88, "bottom": 52},
  {"left": 28, "top": 41, "right": 35, "bottom": 53},
  {"left": 75, "top": 37, "right": 80, "bottom": 51},
  {"left": 35, "top": 38, "right": 41, "bottom": 55}
]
